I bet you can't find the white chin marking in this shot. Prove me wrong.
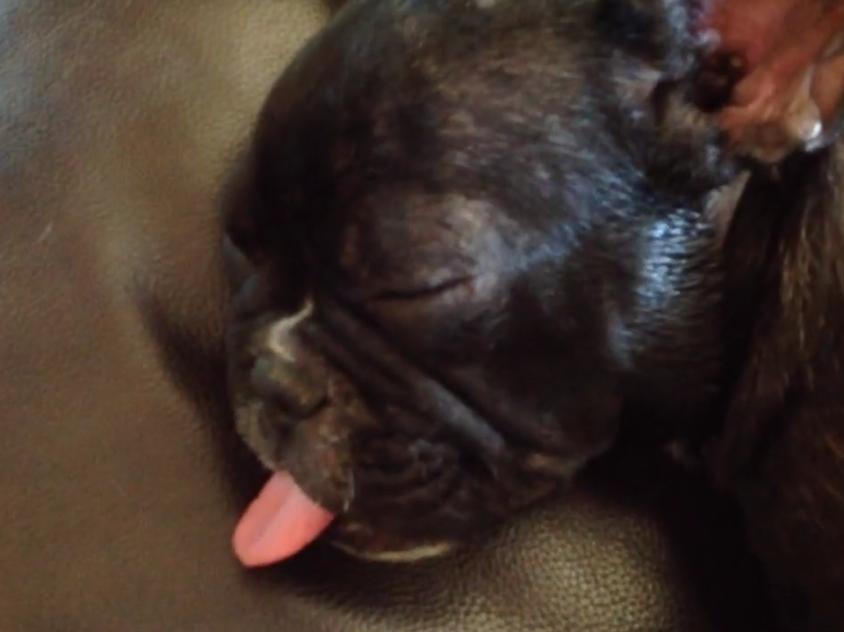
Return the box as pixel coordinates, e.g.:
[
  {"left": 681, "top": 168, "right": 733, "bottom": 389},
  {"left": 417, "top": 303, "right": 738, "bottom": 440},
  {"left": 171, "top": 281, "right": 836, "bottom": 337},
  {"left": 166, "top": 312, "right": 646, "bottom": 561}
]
[{"left": 333, "top": 541, "right": 455, "bottom": 563}]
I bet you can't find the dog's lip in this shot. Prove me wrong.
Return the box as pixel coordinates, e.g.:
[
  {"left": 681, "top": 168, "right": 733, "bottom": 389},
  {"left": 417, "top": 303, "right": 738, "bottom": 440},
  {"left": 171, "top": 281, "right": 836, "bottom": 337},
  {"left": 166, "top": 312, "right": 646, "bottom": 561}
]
[{"left": 232, "top": 471, "right": 335, "bottom": 567}]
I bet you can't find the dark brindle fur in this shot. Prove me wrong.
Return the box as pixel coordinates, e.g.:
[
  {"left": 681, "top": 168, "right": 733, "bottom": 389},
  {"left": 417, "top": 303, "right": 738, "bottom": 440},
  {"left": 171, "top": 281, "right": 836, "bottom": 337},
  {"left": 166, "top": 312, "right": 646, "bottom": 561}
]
[{"left": 224, "top": 1, "right": 844, "bottom": 628}]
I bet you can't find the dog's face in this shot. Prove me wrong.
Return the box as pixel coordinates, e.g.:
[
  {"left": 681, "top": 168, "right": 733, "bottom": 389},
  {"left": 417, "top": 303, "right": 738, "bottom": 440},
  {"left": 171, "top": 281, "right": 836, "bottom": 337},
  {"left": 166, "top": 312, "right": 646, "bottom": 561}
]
[{"left": 224, "top": 0, "right": 743, "bottom": 561}]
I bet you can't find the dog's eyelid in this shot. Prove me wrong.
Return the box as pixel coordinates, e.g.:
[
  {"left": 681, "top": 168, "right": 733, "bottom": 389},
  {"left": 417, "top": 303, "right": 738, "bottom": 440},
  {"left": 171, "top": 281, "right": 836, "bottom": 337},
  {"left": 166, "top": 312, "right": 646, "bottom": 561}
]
[{"left": 365, "top": 275, "right": 476, "bottom": 304}]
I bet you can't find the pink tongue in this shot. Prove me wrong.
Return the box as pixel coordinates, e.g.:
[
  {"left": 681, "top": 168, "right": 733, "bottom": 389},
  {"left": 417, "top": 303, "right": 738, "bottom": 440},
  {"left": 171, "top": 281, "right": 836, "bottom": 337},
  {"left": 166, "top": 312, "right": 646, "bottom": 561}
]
[{"left": 232, "top": 471, "right": 335, "bottom": 567}]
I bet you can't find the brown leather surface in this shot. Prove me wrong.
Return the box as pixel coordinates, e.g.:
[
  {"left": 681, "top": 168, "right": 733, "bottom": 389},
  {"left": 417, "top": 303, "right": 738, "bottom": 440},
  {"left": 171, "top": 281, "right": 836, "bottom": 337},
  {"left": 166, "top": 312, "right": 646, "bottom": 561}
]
[{"left": 0, "top": 1, "right": 771, "bottom": 630}]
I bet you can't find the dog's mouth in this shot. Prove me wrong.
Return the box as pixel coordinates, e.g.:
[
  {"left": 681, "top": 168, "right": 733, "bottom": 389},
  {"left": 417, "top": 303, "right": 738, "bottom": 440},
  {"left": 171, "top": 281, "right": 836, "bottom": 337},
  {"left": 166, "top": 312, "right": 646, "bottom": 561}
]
[
  {"left": 232, "top": 471, "right": 335, "bottom": 567},
  {"left": 232, "top": 469, "right": 463, "bottom": 565}
]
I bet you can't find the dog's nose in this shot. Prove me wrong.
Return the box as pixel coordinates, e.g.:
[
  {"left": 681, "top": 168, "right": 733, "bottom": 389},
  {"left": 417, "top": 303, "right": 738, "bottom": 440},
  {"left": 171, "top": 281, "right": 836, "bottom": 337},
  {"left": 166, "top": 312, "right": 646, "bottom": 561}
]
[
  {"left": 250, "top": 353, "right": 327, "bottom": 419},
  {"left": 250, "top": 301, "right": 328, "bottom": 420}
]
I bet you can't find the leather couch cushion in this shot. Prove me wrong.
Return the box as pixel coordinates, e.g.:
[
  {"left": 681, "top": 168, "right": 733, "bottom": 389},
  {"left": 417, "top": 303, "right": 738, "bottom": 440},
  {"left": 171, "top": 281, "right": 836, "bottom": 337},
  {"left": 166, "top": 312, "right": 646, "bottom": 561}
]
[{"left": 0, "top": 1, "right": 771, "bottom": 629}]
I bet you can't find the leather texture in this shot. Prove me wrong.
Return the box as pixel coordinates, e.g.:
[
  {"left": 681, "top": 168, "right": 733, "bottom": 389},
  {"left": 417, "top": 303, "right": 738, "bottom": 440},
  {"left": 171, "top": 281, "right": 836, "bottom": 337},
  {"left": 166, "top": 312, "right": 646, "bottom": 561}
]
[{"left": 0, "top": 2, "right": 772, "bottom": 630}]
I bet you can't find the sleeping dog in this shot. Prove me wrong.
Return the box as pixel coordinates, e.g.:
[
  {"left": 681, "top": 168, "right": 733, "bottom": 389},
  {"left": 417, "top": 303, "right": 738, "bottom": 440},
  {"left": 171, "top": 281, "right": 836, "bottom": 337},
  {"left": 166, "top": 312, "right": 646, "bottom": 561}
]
[{"left": 223, "top": 0, "right": 844, "bottom": 628}]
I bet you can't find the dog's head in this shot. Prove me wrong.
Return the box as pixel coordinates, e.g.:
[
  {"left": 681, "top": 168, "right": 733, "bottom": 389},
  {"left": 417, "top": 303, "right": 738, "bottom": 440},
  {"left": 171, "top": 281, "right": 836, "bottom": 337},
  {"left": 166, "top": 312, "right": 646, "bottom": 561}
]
[{"left": 224, "top": 0, "right": 745, "bottom": 563}]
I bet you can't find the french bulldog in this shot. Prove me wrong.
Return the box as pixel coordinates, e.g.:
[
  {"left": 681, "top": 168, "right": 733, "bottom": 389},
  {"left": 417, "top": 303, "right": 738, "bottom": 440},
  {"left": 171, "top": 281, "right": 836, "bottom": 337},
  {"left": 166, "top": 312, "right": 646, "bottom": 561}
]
[{"left": 223, "top": 0, "right": 844, "bottom": 628}]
